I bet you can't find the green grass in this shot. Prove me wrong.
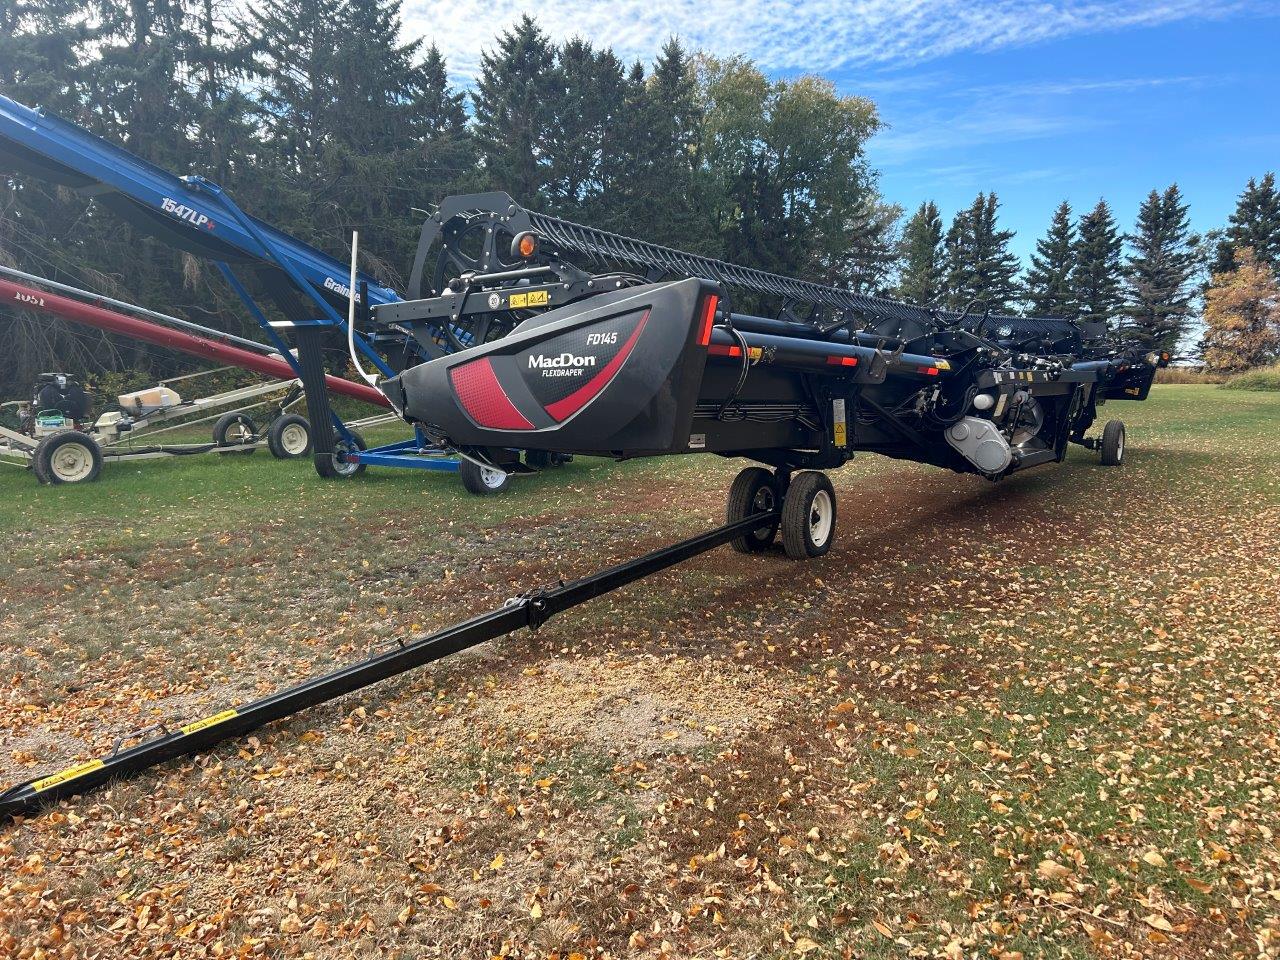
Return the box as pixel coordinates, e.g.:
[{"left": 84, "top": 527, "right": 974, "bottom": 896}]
[
  {"left": 1222, "top": 362, "right": 1280, "bottom": 391},
  {"left": 2, "top": 384, "right": 1279, "bottom": 960}
]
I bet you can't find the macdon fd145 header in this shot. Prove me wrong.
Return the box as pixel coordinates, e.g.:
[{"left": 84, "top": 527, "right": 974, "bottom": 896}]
[
  {"left": 0, "top": 192, "right": 1167, "bottom": 817},
  {"left": 374, "top": 192, "right": 1165, "bottom": 557}
]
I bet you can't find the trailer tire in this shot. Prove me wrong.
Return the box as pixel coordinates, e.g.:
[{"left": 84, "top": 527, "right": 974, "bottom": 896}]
[
  {"left": 1100, "top": 420, "right": 1126, "bottom": 466},
  {"left": 213, "top": 412, "right": 258, "bottom": 455},
  {"left": 726, "top": 467, "right": 780, "bottom": 553},
  {"left": 267, "top": 415, "right": 312, "bottom": 459},
  {"left": 780, "top": 471, "right": 836, "bottom": 559},
  {"left": 315, "top": 430, "right": 367, "bottom": 478},
  {"left": 33, "top": 431, "right": 102, "bottom": 485},
  {"left": 459, "top": 459, "right": 510, "bottom": 495}
]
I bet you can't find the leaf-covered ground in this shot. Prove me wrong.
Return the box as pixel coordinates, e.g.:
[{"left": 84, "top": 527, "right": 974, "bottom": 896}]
[{"left": 1, "top": 385, "right": 1277, "bottom": 960}]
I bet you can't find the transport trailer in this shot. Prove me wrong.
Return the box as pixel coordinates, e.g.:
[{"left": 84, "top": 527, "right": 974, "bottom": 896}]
[{"left": 0, "top": 195, "right": 1168, "bottom": 817}]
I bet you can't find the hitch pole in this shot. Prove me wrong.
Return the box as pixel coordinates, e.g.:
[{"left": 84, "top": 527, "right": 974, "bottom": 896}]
[{"left": 0, "top": 510, "right": 776, "bottom": 818}]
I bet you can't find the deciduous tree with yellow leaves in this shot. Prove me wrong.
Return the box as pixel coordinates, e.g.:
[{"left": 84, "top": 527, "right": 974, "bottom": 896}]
[{"left": 1201, "top": 247, "right": 1280, "bottom": 372}]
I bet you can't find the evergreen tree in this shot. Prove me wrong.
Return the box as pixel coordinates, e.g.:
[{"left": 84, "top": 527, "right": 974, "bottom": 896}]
[
  {"left": 187, "top": 0, "right": 257, "bottom": 183},
  {"left": 597, "top": 60, "right": 667, "bottom": 236},
  {"left": 598, "top": 40, "right": 710, "bottom": 250},
  {"left": 1023, "top": 200, "right": 1077, "bottom": 319},
  {"left": 327, "top": 0, "right": 453, "bottom": 269},
  {"left": 244, "top": 0, "right": 345, "bottom": 195},
  {"left": 1213, "top": 173, "right": 1280, "bottom": 273},
  {"left": 411, "top": 45, "right": 473, "bottom": 198},
  {"left": 93, "top": 0, "right": 202, "bottom": 168},
  {"left": 1123, "top": 185, "right": 1197, "bottom": 350},
  {"left": 0, "top": 0, "right": 93, "bottom": 115},
  {"left": 943, "top": 193, "right": 1019, "bottom": 313},
  {"left": 471, "top": 15, "right": 558, "bottom": 203},
  {"left": 543, "top": 39, "right": 624, "bottom": 218},
  {"left": 895, "top": 201, "right": 945, "bottom": 306},
  {"left": 641, "top": 39, "right": 706, "bottom": 248},
  {"left": 1073, "top": 199, "right": 1124, "bottom": 326}
]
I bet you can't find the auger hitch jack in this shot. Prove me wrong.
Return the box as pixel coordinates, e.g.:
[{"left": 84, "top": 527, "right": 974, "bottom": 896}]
[{"left": 0, "top": 510, "right": 778, "bottom": 818}]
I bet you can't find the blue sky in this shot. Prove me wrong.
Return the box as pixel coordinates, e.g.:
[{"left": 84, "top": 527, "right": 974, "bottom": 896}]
[
  {"left": 404, "top": 0, "right": 1280, "bottom": 263},
  {"left": 850, "top": 14, "right": 1280, "bottom": 260}
]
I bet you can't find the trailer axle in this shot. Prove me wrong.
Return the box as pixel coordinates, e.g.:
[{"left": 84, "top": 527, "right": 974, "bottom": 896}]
[{"left": 0, "top": 509, "right": 778, "bottom": 819}]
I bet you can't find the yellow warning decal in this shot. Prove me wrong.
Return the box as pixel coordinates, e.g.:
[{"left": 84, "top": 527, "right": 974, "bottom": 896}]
[
  {"left": 509, "top": 289, "right": 549, "bottom": 309},
  {"left": 832, "top": 398, "right": 848, "bottom": 447},
  {"left": 748, "top": 347, "right": 763, "bottom": 361},
  {"left": 934, "top": 359, "right": 951, "bottom": 371},
  {"left": 33, "top": 759, "right": 105, "bottom": 793},
  {"left": 180, "top": 709, "right": 239, "bottom": 736}
]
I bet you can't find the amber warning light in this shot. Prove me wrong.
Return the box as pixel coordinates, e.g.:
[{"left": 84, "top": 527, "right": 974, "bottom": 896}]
[{"left": 511, "top": 231, "right": 539, "bottom": 259}]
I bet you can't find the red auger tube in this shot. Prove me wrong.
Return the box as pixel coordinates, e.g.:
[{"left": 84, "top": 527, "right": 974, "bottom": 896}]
[{"left": 0, "top": 276, "right": 389, "bottom": 409}]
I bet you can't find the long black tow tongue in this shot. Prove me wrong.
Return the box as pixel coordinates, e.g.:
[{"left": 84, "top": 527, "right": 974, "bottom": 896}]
[{"left": 0, "top": 510, "right": 778, "bottom": 819}]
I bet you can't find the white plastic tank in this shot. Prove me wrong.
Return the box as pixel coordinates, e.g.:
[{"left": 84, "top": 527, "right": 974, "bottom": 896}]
[{"left": 118, "top": 386, "right": 182, "bottom": 415}]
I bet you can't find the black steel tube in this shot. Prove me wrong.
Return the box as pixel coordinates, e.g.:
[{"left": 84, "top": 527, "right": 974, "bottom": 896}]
[
  {"left": 0, "top": 510, "right": 776, "bottom": 819},
  {"left": 729, "top": 313, "right": 902, "bottom": 350},
  {"left": 708, "top": 328, "right": 947, "bottom": 374}
]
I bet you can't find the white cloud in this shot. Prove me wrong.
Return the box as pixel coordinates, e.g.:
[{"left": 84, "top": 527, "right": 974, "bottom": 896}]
[
  {"left": 402, "top": 0, "right": 1264, "bottom": 80},
  {"left": 870, "top": 73, "right": 1217, "bottom": 166}
]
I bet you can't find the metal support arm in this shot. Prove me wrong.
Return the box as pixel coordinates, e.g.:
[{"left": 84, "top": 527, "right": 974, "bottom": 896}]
[{"left": 0, "top": 510, "right": 776, "bottom": 818}]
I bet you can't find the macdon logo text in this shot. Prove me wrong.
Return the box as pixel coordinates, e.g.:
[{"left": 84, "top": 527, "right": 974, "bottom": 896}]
[{"left": 528, "top": 353, "right": 597, "bottom": 378}]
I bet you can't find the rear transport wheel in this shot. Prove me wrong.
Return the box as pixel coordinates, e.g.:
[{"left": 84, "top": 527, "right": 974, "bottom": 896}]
[
  {"left": 314, "top": 430, "right": 367, "bottom": 478},
  {"left": 780, "top": 471, "right": 836, "bottom": 559},
  {"left": 33, "top": 430, "right": 103, "bottom": 485},
  {"left": 212, "top": 412, "right": 258, "bottom": 455},
  {"left": 726, "top": 467, "right": 780, "bottom": 554},
  {"left": 459, "top": 459, "right": 511, "bottom": 496},
  {"left": 1100, "top": 419, "right": 1126, "bottom": 466},
  {"left": 267, "top": 414, "right": 312, "bottom": 459}
]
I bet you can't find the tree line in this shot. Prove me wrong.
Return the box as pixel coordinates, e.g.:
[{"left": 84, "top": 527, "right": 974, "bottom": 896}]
[
  {"left": 1, "top": 1, "right": 1277, "bottom": 398},
  {"left": 896, "top": 176, "right": 1280, "bottom": 365}
]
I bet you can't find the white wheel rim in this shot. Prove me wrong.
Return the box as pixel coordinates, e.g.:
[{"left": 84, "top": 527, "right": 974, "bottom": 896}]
[
  {"left": 228, "top": 421, "right": 253, "bottom": 444},
  {"left": 480, "top": 465, "right": 506, "bottom": 489},
  {"left": 333, "top": 443, "right": 359, "bottom": 475},
  {"left": 1116, "top": 432, "right": 1124, "bottom": 461},
  {"left": 52, "top": 443, "right": 93, "bottom": 481},
  {"left": 280, "top": 423, "right": 308, "bottom": 454},
  {"left": 808, "top": 489, "right": 834, "bottom": 546}
]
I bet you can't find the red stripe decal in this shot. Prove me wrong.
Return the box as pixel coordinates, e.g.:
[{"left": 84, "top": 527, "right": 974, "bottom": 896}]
[
  {"left": 696, "top": 295, "right": 719, "bottom": 346},
  {"left": 450, "top": 356, "right": 534, "bottom": 430},
  {"left": 708, "top": 343, "right": 742, "bottom": 357},
  {"left": 545, "top": 310, "right": 650, "bottom": 422},
  {"left": 826, "top": 355, "right": 858, "bottom": 367}
]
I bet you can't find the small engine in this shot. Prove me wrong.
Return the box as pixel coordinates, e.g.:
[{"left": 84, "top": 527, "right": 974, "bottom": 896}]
[{"left": 27, "top": 373, "right": 92, "bottom": 437}]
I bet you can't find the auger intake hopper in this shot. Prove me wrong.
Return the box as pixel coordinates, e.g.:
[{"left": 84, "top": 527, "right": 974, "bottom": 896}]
[{"left": 385, "top": 278, "right": 719, "bottom": 458}]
